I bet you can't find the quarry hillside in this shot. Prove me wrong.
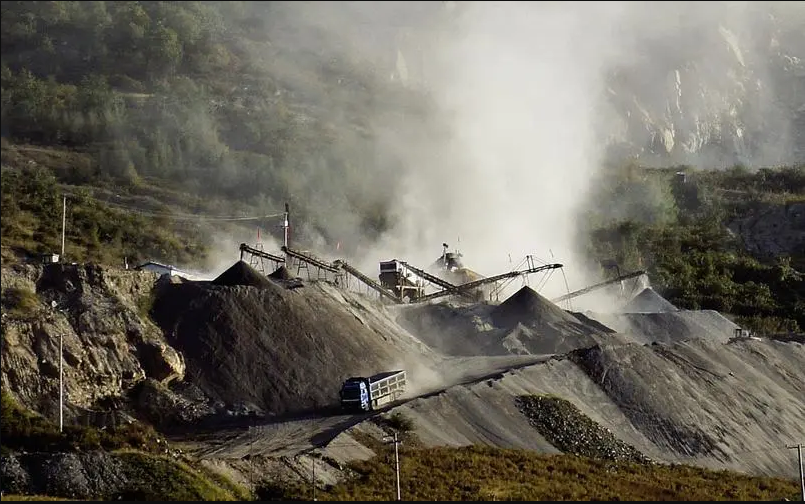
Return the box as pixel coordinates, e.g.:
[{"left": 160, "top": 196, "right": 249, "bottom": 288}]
[
  {"left": 1, "top": 1, "right": 804, "bottom": 268},
  {"left": 2, "top": 1, "right": 805, "bottom": 501},
  {"left": 2, "top": 257, "right": 803, "bottom": 499}
]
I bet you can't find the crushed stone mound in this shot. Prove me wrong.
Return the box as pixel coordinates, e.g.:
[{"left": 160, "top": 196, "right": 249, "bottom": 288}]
[
  {"left": 212, "top": 261, "right": 273, "bottom": 289},
  {"left": 150, "top": 280, "right": 439, "bottom": 417},
  {"left": 491, "top": 286, "right": 578, "bottom": 328},
  {"left": 268, "top": 265, "right": 293, "bottom": 280},
  {"left": 622, "top": 287, "right": 678, "bottom": 313},
  {"left": 583, "top": 309, "right": 738, "bottom": 345},
  {"left": 515, "top": 395, "right": 651, "bottom": 463},
  {"left": 396, "top": 294, "right": 625, "bottom": 358},
  {"left": 500, "top": 322, "right": 632, "bottom": 356}
]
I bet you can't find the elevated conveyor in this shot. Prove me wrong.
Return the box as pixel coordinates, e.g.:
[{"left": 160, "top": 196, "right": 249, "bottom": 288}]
[
  {"left": 551, "top": 270, "right": 646, "bottom": 303},
  {"left": 414, "top": 263, "right": 564, "bottom": 303},
  {"left": 398, "top": 261, "right": 457, "bottom": 290},
  {"left": 334, "top": 260, "right": 402, "bottom": 303},
  {"left": 239, "top": 243, "right": 285, "bottom": 264},
  {"left": 282, "top": 246, "right": 340, "bottom": 273}
]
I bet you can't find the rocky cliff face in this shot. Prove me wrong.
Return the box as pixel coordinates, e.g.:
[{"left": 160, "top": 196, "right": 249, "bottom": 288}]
[
  {"left": 387, "top": 2, "right": 805, "bottom": 167},
  {"left": 602, "top": 3, "right": 805, "bottom": 167},
  {"left": 0, "top": 263, "right": 185, "bottom": 423}
]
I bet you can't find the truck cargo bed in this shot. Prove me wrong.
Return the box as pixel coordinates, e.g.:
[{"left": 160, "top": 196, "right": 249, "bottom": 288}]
[{"left": 369, "top": 370, "right": 405, "bottom": 382}]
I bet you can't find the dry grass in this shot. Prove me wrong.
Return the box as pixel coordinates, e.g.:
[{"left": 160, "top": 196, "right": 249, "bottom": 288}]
[
  {"left": 0, "top": 496, "right": 78, "bottom": 501},
  {"left": 0, "top": 286, "right": 41, "bottom": 320},
  {"left": 312, "top": 445, "right": 799, "bottom": 501}
]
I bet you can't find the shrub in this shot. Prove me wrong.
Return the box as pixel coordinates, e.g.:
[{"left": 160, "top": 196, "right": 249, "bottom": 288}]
[
  {"left": 1, "top": 286, "right": 41, "bottom": 319},
  {"left": 382, "top": 411, "right": 415, "bottom": 433},
  {"left": 0, "top": 390, "right": 161, "bottom": 454}
]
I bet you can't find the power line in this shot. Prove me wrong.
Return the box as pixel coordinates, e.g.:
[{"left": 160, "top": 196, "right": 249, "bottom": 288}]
[{"left": 61, "top": 191, "right": 285, "bottom": 222}]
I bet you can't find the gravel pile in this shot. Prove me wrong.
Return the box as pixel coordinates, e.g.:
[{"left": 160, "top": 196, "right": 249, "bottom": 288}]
[
  {"left": 622, "top": 287, "right": 678, "bottom": 313},
  {"left": 396, "top": 288, "right": 625, "bottom": 357},
  {"left": 212, "top": 260, "right": 274, "bottom": 289},
  {"left": 491, "top": 286, "right": 579, "bottom": 328},
  {"left": 515, "top": 395, "right": 651, "bottom": 464},
  {"left": 268, "top": 265, "right": 293, "bottom": 280},
  {"left": 267, "top": 265, "right": 305, "bottom": 289},
  {"left": 151, "top": 264, "right": 439, "bottom": 417},
  {"left": 585, "top": 310, "right": 737, "bottom": 345}
]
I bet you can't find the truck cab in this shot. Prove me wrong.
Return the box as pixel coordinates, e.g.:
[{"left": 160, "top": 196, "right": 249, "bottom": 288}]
[
  {"left": 340, "top": 377, "right": 371, "bottom": 411},
  {"left": 339, "top": 370, "right": 407, "bottom": 412}
]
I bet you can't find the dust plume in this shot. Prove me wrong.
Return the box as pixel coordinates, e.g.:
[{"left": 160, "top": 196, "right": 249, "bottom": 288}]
[
  {"left": 205, "top": 1, "right": 803, "bottom": 308},
  {"left": 354, "top": 1, "right": 633, "bottom": 303},
  {"left": 192, "top": 228, "right": 282, "bottom": 281},
  {"left": 304, "top": 1, "right": 804, "bottom": 307}
]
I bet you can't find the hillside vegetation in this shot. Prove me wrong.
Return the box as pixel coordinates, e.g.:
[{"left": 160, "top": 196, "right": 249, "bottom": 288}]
[
  {"left": 582, "top": 163, "right": 805, "bottom": 334},
  {"left": 1, "top": 1, "right": 418, "bottom": 255},
  {"left": 0, "top": 391, "right": 249, "bottom": 501},
  {"left": 274, "top": 444, "right": 800, "bottom": 501},
  {"left": 1, "top": 5, "right": 803, "bottom": 323}
]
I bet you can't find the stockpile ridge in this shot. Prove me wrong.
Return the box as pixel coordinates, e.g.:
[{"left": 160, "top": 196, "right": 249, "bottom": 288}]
[
  {"left": 212, "top": 260, "right": 274, "bottom": 289},
  {"left": 623, "top": 287, "right": 678, "bottom": 313},
  {"left": 491, "top": 286, "right": 579, "bottom": 328},
  {"left": 151, "top": 261, "right": 432, "bottom": 416}
]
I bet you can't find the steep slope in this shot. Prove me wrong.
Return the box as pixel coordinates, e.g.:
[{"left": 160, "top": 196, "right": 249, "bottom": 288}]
[
  {"left": 1, "top": 263, "right": 185, "bottom": 421},
  {"left": 374, "top": 338, "right": 804, "bottom": 479},
  {"left": 150, "top": 262, "right": 442, "bottom": 417}
]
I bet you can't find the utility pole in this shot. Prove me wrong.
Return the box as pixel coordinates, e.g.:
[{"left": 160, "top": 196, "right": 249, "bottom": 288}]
[
  {"left": 58, "top": 330, "right": 63, "bottom": 433},
  {"left": 394, "top": 433, "right": 401, "bottom": 501},
  {"left": 312, "top": 454, "right": 317, "bottom": 501},
  {"left": 283, "top": 203, "right": 290, "bottom": 247},
  {"left": 51, "top": 301, "right": 64, "bottom": 433},
  {"left": 249, "top": 422, "right": 256, "bottom": 494},
  {"left": 384, "top": 433, "right": 402, "bottom": 501},
  {"left": 61, "top": 195, "right": 67, "bottom": 261},
  {"left": 283, "top": 202, "right": 290, "bottom": 265},
  {"left": 788, "top": 444, "right": 805, "bottom": 502}
]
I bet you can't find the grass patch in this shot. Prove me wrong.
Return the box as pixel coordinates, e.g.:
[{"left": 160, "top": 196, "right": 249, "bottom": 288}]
[
  {"left": 0, "top": 496, "right": 78, "bottom": 501},
  {"left": 0, "top": 390, "right": 162, "bottom": 454},
  {"left": 0, "top": 161, "right": 210, "bottom": 269},
  {"left": 254, "top": 480, "right": 308, "bottom": 502},
  {"left": 308, "top": 445, "right": 800, "bottom": 501},
  {"left": 5, "top": 451, "right": 241, "bottom": 501},
  {"left": 112, "top": 451, "right": 237, "bottom": 501},
  {"left": 196, "top": 464, "right": 253, "bottom": 501},
  {"left": 1, "top": 286, "right": 41, "bottom": 320}
]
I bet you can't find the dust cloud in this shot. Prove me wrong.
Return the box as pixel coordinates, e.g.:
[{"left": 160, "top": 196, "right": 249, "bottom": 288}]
[
  {"left": 192, "top": 227, "right": 282, "bottom": 281},
  {"left": 202, "top": 1, "right": 802, "bottom": 307},
  {"left": 353, "top": 1, "right": 634, "bottom": 303},
  {"left": 336, "top": 1, "right": 802, "bottom": 306}
]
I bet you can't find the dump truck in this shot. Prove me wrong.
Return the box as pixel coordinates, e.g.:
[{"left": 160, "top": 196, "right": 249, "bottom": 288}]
[{"left": 339, "top": 370, "right": 407, "bottom": 412}]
